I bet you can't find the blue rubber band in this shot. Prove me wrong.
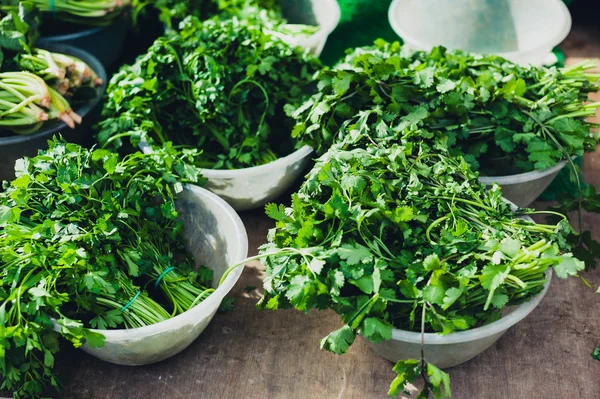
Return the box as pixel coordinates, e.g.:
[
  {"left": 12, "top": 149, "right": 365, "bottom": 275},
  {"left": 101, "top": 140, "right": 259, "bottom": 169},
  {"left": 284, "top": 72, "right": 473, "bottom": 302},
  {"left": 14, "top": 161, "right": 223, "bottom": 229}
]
[
  {"left": 121, "top": 291, "right": 141, "bottom": 312},
  {"left": 155, "top": 266, "right": 176, "bottom": 288}
]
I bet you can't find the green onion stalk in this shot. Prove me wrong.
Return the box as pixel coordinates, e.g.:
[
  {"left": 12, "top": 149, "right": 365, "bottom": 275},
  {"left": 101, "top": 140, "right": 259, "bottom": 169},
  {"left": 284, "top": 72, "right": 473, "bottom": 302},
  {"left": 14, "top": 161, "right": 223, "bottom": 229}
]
[
  {"left": 0, "top": 71, "right": 82, "bottom": 133},
  {"left": 18, "top": 49, "right": 103, "bottom": 97}
]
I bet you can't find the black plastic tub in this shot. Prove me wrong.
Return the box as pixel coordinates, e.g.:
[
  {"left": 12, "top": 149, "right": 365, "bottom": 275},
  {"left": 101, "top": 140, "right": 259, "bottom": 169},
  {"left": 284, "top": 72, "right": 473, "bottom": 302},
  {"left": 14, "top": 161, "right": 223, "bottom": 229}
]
[
  {"left": 37, "top": 19, "right": 127, "bottom": 69},
  {"left": 0, "top": 44, "right": 108, "bottom": 182}
]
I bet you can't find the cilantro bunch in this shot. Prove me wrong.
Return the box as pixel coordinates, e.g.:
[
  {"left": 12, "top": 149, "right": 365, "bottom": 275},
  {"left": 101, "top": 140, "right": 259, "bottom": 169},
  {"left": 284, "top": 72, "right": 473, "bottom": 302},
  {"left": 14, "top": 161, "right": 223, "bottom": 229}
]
[
  {"left": 97, "top": 12, "right": 321, "bottom": 169},
  {"left": 257, "top": 139, "right": 584, "bottom": 398},
  {"left": 132, "top": 0, "right": 280, "bottom": 28},
  {"left": 0, "top": 139, "right": 216, "bottom": 398},
  {"left": 289, "top": 40, "right": 600, "bottom": 176}
]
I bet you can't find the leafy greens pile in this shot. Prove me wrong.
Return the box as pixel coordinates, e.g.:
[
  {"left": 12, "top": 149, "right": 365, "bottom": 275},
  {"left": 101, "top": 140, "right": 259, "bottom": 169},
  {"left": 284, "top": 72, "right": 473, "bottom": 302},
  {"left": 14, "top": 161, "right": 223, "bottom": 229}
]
[
  {"left": 0, "top": 3, "right": 39, "bottom": 63},
  {"left": 257, "top": 134, "right": 584, "bottom": 397},
  {"left": 288, "top": 40, "right": 600, "bottom": 176},
  {"left": 0, "top": 139, "right": 217, "bottom": 398},
  {"left": 97, "top": 12, "right": 321, "bottom": 169},
  {"left": 132, "top": 0, "right": 280, "bottom": 28}
]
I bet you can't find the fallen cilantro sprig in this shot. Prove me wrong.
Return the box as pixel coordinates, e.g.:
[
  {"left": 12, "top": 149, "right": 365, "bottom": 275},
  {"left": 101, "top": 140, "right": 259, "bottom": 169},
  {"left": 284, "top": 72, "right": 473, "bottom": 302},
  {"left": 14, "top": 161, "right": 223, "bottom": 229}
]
[
  {"left": 255, "top": 138, "right": 583, "bottom": 398},
  {"left": 0, "top": 139, "right": 216, "bottom": 398},
  {"left": 97, "top": 11, "right": 321, "bottom": 169}
]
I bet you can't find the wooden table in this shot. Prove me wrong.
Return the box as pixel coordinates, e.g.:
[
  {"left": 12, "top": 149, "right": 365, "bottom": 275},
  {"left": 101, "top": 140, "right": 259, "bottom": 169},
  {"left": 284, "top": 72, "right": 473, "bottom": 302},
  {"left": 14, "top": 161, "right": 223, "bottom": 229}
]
[{"left": 16, "top": 23, "right": 600, "bottom": 399}]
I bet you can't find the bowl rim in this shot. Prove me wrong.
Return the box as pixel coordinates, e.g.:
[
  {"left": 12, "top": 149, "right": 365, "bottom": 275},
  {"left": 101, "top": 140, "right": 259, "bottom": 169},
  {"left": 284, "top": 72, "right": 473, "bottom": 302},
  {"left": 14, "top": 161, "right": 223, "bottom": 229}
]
[
  {"left": 139, "top": 141, "right": 315, "bottom": 178},
  {"left": 37, "top": 25, "right": 104, "bottom": 42},
  {"left": 388, "top": 0, "right": 572, "bottom": 61},
  {"left": 0, "top": 43, "right": 108, "bottom": 145},
  {"left": 390, "top": 269, "right": 552, "bottom": 344},
  {"left": 70, "top": 184, "right": 249, "bottom": 340},
  {"left": 478, "top": 158, "right": 570, "bottom": 185},
  {"left": 202, "top": 145, "right": 314, "bottom": 178}
]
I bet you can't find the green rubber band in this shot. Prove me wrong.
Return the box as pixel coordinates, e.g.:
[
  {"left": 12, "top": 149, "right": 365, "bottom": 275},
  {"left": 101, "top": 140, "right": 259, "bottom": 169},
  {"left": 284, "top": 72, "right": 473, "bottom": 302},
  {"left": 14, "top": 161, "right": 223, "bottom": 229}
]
[
  {"left": 121, "top": 291, "right": 141, "bottom": 312},
  {"left": 49, "top": 0, "right": 56, "bottom": 18},
  {"left": 155, "top": 266, "right": 176, "bottom": 288}
]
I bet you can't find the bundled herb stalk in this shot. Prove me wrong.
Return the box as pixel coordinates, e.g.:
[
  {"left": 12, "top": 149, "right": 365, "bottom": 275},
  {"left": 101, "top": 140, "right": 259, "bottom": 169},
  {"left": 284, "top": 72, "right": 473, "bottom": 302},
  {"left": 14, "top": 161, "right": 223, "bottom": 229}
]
[
  {"left": 256, "top": 136, "right": 584, "bottom": 397},
  {"left": 289, "top": 40, "right": 600, "bottom": 176},
  {"left": 0, "top": 139, "right": 215, "bottom": 398},
  {"left": 97, "top": 12, "right": 321, "bottom": 169}
]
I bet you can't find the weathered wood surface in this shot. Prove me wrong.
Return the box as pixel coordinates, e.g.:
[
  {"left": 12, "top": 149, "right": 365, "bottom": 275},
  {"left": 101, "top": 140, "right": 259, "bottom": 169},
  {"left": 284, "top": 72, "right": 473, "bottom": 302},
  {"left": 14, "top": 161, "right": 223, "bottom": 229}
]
[{"left": 11, "top": 21, "right": 600, "bottom": 399}]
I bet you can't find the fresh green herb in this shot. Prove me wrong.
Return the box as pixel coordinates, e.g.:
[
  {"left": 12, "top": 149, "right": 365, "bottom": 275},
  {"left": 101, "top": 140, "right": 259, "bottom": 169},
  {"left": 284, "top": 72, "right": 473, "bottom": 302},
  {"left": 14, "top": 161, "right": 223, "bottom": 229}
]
[
  {"left": 0, "top": 3, "right": 39, "bottom": 65},
  {"left": 132, "top": 0, "right": 280, "bottom": 28},
  {"left": 218, "top": 297, "right": 236, "bottom": 312},
  {"left": 257, "top": 137, "right": 583, "bottom": 397},
  {"left": 1, "top": 0, "right": 130, "bottom": 26},
  {"left": 593, "top": 347, "right": 600, "bottom": 361},
  {"left": 289, "top": 40, "right": 600, "bottom": 177},
  {"left": 0, "top": 138, "right": 215, "bottom": 398},
  {"left": 97, "top": 13, "right": 321, "bottom": 169}
]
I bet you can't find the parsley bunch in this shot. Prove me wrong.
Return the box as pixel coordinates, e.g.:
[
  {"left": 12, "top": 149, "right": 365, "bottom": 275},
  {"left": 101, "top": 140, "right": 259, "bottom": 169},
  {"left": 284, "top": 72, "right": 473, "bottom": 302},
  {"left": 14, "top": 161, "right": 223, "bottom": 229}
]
[
  {"left": 257, "top": 139, "right": 584, "bottom": 398},
  {"left": 97, "top": 12, "right": 321, "bottom": 169},
  {"left": 289, "top": 40, "right": 600, "bottom": 176},
  {"left": 0, "top": 139, "right": 216, "bottom": 398}
]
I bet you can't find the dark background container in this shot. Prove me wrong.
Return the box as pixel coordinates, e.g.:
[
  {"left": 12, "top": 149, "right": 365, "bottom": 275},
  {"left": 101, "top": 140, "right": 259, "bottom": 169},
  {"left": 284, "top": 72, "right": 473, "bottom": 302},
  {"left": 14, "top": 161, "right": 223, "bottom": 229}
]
[{"left": 37, "top": 19, "right": 128, "bottom": 69}]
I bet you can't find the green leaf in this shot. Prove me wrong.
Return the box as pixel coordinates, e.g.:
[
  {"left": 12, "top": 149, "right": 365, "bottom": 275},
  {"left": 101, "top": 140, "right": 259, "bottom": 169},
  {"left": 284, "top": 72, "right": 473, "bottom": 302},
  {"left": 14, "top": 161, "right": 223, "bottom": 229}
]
[
  {"left": 436, "top": 78, "right": 456, "bottom": 93},
  {"left": 388, "top": 359, "right": 421, "bottom": 397},
  {"left": 350, "top": 275, "right": 374, "bottom": 295},
  {"left": 320, "top": 325, "right": 355, "bottom": 355},
  {"left": 442, "top": 287, "right": 463, "bottom": 310},
  {"left": 308, "top": 258, "right": 325, "bottom": 275},
  {"left": 265, "top": 203, "right": 286, "bottom": 222},
  {"left": 336, "top": 243, "right": 373, "bottom": 266},
  {"left": 84, "top": 330, "right": 105, "bottom": 349},
  {"left": 427, "top": 363, "right": 452, "bottom": 398},
  {"left": 480, "top": 264, "right": 510, "bottom": 291},
  {"left": 423, "top": 254, "right": 441, "bottom": 271},
  {"left": 362, "top": 317, "right": 392, "bottom": 343},
  {"left": 553, "top": 255, "right": 585, "bottom": 279},
  {"left": 490, "top": 293, "right": 509, "bottom": 309},
  {"left": 332, "top": 73, "right": 352, "bottom": 96},
  {"left": 500, "top": 238, "right": 521, "bottom": 258},
  {"left": 423, "top": 285, "right": 445, "bottom": 305}
]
